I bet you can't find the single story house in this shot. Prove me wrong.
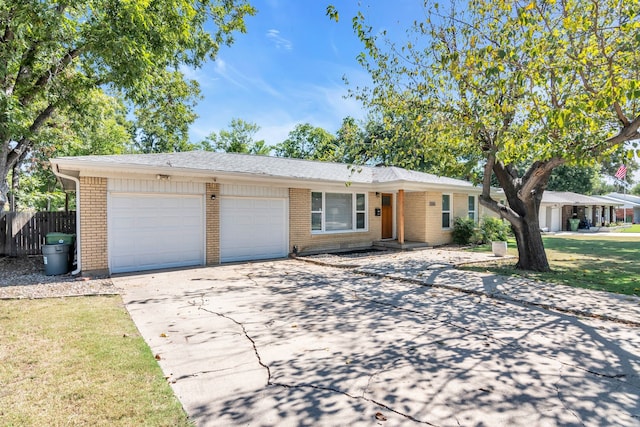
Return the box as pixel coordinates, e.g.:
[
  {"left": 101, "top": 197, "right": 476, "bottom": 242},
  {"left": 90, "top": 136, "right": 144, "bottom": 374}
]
[
  {"left": 538, "top": 191, "right": 622, "bottom": 232},
  {"left": 51, "top": 151, "right": 491, "bottom": 275},
  {"left": 601, "top": 193, "right": 640, "bottom": 223}
]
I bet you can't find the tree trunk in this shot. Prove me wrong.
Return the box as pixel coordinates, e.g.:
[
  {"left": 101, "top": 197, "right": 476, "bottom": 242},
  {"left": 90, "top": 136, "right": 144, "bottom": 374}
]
[
  {"left": 0, "top": 146, "right": 10, "bottom": 211},
  {"left": 10, "top": 162, "right": 19, "bottom": 212},
  {"left": 480, "top": 158, "right": 562, "bottom": 273},
  {"left": 512, "top": 213, "right": 550, "bottom": 271}
]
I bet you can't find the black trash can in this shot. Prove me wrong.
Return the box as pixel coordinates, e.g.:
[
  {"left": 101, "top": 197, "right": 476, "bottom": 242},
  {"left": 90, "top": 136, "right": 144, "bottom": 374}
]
[{"left": 42, "top": 244, "right": 70, "bottom": 275}]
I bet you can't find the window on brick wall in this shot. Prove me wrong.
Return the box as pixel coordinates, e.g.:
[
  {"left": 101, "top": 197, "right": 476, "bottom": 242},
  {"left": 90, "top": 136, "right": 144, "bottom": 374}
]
[
  {"left": 468, "top": 195, "right": 477, "bottom": 221},
  {"left": 442, "top": 194, "right": 452, "bottom": 229},
  {"left": 311, "top": 191, "right": 367, "bottom": 233}
]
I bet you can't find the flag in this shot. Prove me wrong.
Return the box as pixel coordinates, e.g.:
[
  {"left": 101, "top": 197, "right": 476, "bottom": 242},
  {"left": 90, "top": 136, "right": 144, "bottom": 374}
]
[{"left": 615, "top": 164, "right": 627, "bottom": 180}]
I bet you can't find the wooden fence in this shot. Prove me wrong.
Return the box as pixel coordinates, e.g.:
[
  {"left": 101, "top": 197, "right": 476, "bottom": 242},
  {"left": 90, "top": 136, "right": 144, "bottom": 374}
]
[{"left": 0, "top": 211, "right": 76, "bottom": 256}]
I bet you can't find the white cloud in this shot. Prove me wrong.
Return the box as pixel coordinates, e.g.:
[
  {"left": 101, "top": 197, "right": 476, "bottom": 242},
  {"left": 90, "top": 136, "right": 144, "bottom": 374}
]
[
  {"left": 266, "top": 29, "right": 293, "bottom": 51},
  {"left": 256, "top": 122, "right": 298, "bottom": 147},
  {"left": 209, "top": 57, "right": 284, "bottom": 98}
]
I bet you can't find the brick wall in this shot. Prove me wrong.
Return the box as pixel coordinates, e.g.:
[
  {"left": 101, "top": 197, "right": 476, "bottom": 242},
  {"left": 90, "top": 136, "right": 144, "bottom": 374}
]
[
  {"left": 289, "top": 188, "right": 381, "bottom": 254},
  {"left": 404, "top": 192, "right": 427, "bottom": 242},
  {"left": 79, "top": 177, "right": 108, "bottom": 274},
  {"left": 206, "top": 183, "right": 220, "bottom": 264}
]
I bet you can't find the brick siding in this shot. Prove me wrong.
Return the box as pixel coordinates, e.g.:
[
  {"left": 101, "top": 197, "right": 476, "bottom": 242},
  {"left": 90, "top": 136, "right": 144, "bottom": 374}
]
[
  {"left": 79, "top": 177, "right": 108, "bottom": 275},
  {"left": 206, "top": 183, "right": 220, "bottom": 264}
]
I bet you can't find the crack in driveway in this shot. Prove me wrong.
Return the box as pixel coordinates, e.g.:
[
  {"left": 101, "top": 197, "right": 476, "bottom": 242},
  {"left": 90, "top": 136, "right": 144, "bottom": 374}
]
[
  {"left": 120, "top": 260, "right": 640, "bottom": 426},
  {"left": 189, "top": 298, "right": 439, "bottom": 425}
]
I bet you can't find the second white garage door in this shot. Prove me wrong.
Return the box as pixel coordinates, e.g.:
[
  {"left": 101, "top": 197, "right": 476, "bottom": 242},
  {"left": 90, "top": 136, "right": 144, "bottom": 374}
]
[
  {"left": 109, "top": 194, "right": 204, "bottom": 273},
  {"left": 220, "top": 197, "right": 288, "bottom": 263}
]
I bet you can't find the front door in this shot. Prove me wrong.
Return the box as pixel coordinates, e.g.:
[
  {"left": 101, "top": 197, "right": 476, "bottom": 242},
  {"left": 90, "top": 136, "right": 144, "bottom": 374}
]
[{"left": 381, "top": 193, "right": 393, "bottom": 239}]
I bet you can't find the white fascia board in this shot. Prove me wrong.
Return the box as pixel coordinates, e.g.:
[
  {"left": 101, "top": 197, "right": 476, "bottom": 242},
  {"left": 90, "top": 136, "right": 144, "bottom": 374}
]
[
  {"left": 374, "top": 180, "right": 482, "bottom": 194},
  {"left": 50, "top": 158, "right": 481, "bottom": 194}
]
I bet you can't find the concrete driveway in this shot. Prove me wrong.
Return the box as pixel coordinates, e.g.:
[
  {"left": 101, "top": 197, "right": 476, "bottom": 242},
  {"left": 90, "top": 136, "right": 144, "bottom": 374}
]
[{"left": 113, "top": 251, "right": 640, "bottom": 426}]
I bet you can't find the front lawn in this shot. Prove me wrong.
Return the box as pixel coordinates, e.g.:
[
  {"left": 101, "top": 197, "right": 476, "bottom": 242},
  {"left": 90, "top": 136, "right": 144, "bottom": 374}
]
[
  {"left": 0, "top": 296, "right": 191, "bottom": 426},
  {"left": 620, "top": 224, "right": 640, "bottom": 233},
  {"left": 464, "top": 235, "right": 640, "bottom": 296}
]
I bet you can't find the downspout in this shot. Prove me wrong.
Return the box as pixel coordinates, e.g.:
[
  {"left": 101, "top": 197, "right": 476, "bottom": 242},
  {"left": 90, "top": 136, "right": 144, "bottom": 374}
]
[{"left": 52, "top": 166, "right": 81, "bottom": 275}]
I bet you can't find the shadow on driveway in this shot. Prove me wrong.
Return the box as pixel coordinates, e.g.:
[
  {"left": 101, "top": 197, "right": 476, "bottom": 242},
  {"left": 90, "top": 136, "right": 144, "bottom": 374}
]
[{"left": 114, "top": 258, "right": 640, "bottom": 426}]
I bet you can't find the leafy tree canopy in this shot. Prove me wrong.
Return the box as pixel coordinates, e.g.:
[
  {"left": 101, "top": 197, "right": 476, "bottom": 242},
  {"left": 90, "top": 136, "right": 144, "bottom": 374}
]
[
  {"left": 11, "top": 89, "right": 132, "bottom": 211},
  {"left": 132, "top": 70, "right": 201, "bottom": 153},
  {"left": 546, "top": 165, "right": 598, "bottom": 194},
  {"left": 0, "top": 0, "right": 256, "bottom": 209},
  {"left": 199, "top": 118, "right": 270, "bottom": 155},
  {"left": 337, "top": 0, "right": 640, "bottom": 271},
  {"left": 274, "top": 123, "right": 336, "bottom": 160}
]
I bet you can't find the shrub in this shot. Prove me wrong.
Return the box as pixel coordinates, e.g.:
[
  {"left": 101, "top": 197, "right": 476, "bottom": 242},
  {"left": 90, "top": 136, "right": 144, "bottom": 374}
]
[
  {"left": 452, "top": 217, "right": 476, "bottom": 245},
  {"left": 480, "top": 216, "right": 511, "bottom": 242}
]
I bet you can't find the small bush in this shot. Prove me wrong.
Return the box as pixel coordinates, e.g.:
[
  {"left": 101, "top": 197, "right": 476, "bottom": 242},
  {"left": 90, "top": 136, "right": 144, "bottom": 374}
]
[
  {"left": 452, "top": 217, "right": 476, "bottom": 245},
  {"left": 480, "top": 216, "right": 511, "bottom": 242}
]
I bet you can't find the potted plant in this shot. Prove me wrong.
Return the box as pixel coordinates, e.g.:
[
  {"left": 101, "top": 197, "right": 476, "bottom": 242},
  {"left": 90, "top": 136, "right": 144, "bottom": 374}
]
[
  {"left": 491, "top": 239, "right": 508, "bottom": 257},
  {"left": 481, "top": 217, "right": 509, "bottom": 257}
]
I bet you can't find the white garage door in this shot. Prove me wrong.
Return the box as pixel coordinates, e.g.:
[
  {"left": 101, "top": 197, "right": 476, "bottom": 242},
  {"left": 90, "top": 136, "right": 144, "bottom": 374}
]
[
  {"left": 220, "top": 197, "right": 288, "bottom": 263},
  {"left": 109, "top": 194, "right": 204, "bottom": 273}
]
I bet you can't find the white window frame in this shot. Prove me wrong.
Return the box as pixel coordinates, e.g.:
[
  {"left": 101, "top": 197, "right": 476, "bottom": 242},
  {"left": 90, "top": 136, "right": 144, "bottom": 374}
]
[
  {"left": 442, "top": 193, "right": 452, "bottom": 229},
  {"left": 468, "top": 195, "right": 477, "bottom": 222},
  {"left": 311, "top": 191, "right": 368, "bottom": 234}
]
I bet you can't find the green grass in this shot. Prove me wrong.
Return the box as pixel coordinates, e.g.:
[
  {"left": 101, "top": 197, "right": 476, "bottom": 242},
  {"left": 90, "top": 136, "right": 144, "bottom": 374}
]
[
  {"left": 464, "top": 235, "right": 640, "bottom": 296},
  {"left": 619, "top": 224, "right": 640, "bottom": 233},
  {"left": 0, "top": 296, "right": 192, "bottom": 426}
]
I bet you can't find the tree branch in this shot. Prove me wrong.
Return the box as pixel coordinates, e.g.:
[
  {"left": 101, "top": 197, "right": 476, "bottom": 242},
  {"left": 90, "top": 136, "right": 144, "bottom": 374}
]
[
  {"left": 519, "top": 158, "right": 564, "bottom": 199},
  {"left": 19, "top": 48, "right": 81, "bottom": 106},
  {"left": 605, "top": 114, "right": 640, "bottom": 145},
  {"left": 6, "top": 103, "right": 56, "bottom": 170}
]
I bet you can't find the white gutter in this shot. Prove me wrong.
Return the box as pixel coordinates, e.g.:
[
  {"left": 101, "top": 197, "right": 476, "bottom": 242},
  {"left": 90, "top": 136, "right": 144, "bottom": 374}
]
[{"left": 52, "top": 167, "right": 81, "bottom": 275}]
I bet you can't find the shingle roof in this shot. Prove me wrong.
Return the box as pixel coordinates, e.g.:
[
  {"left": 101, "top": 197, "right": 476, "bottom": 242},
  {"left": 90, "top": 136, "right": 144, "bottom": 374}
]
[
  {"left": 541, "top": 191, "right": 621, "bottom": 206},
  {"left": 52, "top": 151, "right": 476, "bottom": 188},
  {"left": 604, "top": 193, "right": 640, "bottom": 206}
]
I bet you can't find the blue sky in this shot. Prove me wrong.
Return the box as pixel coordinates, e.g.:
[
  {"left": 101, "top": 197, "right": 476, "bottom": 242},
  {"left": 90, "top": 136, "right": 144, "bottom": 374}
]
[{"left": 185, "top": 1, "right": 423, "bottom": 146}]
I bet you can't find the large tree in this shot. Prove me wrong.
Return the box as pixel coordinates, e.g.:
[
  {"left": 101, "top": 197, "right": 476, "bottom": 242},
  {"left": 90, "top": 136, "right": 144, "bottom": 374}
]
[
  {"left": 274, "top": 123, "right": 336, "bottom": 160},
  {"left": 342, "top": 0, "right": 640, "bottom": 271},
  {"left": 0, "top": 0, "right": 255, "bottom": 209},
  {"left": 10, "top": 89, "right": 131, "bottom": 211},
  {"left": 200, "top": 118, "right": 270, "bottom": 155},
  {"left": 132, "top": 70, "right": 201, "bottom": 153}
]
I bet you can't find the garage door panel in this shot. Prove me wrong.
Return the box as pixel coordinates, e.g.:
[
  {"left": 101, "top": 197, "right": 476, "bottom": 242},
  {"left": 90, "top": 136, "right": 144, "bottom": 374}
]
[
  {"left": 220, "top": 197, "right": 287, "bottom": 263},
  {"left": 109, "top": 194, "right": 204, "bottom": 273}
]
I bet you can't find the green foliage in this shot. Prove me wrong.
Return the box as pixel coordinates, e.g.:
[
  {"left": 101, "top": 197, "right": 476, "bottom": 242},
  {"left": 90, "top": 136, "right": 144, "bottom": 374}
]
[
  {"left": 546, "top": 165, "right": 598, "bottom": 194},
  {"left": 10, "top": 171, "right": 68, "bottom": 212},
  {"left": 132, "top": 70, "right": 201, "bottom": 153},
  {"left": 480, "top": 217, "right": 511, "bottom": 242},
  {"left": 8, "top": 89, "right": 132, "bottom": 211},
  {"left": 452, "top": 217, "right": 477, "bottom": 245},
  {"left": 334, "top": 116, "right": 367, "bottom": 163},
  {"left": 347, "top": 0, "right": 640, "bottom": 271},
  {"left": 274, "top": 123, "right": 336, "bottom": 160},
  {"left": 452, "top": 216, "right": 511, "bottom": 244},
  {"left": 200, "top": 118, "right": 270, "bottom": 155},
  {"left": 0, "top": 0, "right": 256, "bottom": 208}
]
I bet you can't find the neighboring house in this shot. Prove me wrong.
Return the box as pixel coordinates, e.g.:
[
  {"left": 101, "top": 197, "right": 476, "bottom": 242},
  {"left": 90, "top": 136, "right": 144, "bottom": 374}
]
[
  {"left": 50, "top": 151, "right": 489, "bottom": 275},
  {"left": 600, "top": 193, "right": 640, "bottom": 223},
  {"left": 538, "top": 191, "right": 622, "bottom": 232}
]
